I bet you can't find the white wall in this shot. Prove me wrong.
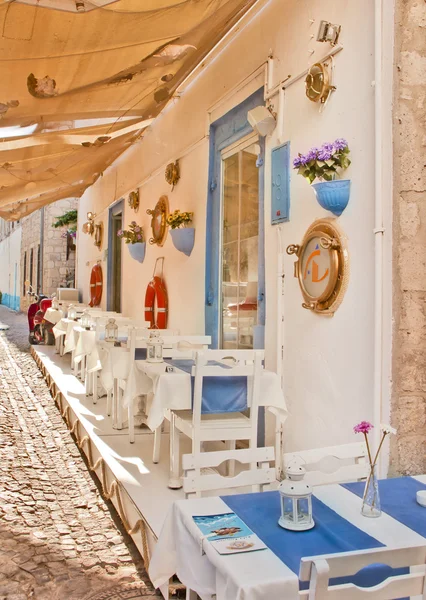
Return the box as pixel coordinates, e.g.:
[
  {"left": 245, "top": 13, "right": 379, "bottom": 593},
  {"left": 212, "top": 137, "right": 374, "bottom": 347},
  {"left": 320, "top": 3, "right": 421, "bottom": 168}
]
[
  {"left": 77, "top": 0, "right": 376, "bottom": 451},
  {"left": 0, "top": 225, "right": 22, "bottom": 309}
]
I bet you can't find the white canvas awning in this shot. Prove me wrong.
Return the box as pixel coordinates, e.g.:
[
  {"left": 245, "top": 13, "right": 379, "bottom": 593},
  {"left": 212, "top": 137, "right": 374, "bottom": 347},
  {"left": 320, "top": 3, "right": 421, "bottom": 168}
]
[{"left": 0, "top": 0, "right": 257, "bottom": 220}]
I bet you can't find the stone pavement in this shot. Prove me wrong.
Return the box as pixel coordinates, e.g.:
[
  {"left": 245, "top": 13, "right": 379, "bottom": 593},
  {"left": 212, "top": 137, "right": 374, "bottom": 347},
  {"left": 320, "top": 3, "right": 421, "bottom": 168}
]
[{"left": 0, "top": 306, "right": 161, "bottom": 600}]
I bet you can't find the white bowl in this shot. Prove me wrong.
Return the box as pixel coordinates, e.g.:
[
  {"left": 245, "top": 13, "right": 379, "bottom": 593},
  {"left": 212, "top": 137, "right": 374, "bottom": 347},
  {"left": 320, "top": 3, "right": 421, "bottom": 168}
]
[{"left": 416, "top": 490, "right": 426, "bottom": 507}]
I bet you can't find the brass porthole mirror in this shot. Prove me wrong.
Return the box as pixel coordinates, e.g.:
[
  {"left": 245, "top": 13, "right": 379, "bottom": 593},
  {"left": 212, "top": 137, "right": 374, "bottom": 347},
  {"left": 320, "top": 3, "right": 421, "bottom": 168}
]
[
  {"left": 286, "top": 218, "right": 349, "bottom": 315},
  {"left": 147, "top": 195, "right": 169, "bottom": 246},
  {"left": 305, "top": 62, "right": 335, "bottom": 104}
]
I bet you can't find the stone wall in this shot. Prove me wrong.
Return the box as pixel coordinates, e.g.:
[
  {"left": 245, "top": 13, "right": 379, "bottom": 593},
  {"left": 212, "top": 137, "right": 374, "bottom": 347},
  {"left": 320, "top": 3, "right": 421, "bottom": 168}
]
[
  {"left": 391, "top": 0, "right": 426, "bottom": 474},
  {"left": 20, "top": 199, "right": 78, "bottom": 311}
]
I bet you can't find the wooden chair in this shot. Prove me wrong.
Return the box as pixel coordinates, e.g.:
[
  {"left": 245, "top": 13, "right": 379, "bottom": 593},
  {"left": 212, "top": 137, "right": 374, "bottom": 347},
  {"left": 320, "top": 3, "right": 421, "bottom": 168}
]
[
  {"left": 299, "top": 545, "right": 426, "bottom": 599},
  {"left": 169, "top": 349, "right": 264, "bottom": 488},
  {"left": 183, "top": 446, "right": 276, "bottom": 498},
  {"left": 283, "top": 442, "right": 369, "bottom": 486}
]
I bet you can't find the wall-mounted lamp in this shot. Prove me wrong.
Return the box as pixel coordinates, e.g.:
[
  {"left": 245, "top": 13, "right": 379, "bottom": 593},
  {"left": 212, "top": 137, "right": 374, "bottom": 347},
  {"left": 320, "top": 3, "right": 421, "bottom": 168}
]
[
  {"left": 82, "top": 212, "right": 96, "bottom": 235},
  {"left": 247, "top": 105, "right": 276, "bottom": 137},
  {"left": 317, "top": 20, "right": 341, "bottom": 46}
]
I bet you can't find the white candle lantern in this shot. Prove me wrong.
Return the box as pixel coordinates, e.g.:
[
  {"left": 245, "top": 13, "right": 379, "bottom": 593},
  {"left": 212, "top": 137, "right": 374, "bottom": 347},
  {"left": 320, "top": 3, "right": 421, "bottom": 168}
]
[
  {"left": 80, "top": 310, "right": 91, "bottom": 330},
  {"left": 68, "top": 304, "right": 77, "bottom": 320},
  {"left": 147, "top": 330, "right": 164, "bottom": 363},
  {"left": 278, "top": 464, "right": 314, "bottom": 531},
  {"left": 51, "top": 297, "right": 59, "bottom": 310},
  {"left": 105, "top": 318, "right": 118, "bottom": 343}
]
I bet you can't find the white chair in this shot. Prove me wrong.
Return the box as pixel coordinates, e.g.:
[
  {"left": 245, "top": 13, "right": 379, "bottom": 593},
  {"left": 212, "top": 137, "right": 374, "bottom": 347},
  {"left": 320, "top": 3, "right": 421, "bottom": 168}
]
[
  {"left": 283, "top": 442, "right": 369, "bottom": 486},
  {"left": 299, "top": 545, "right": 426, "bottom": 599},
  {"left": 183, "top": 446, "right": 276, "bottom": 498},
  {"left": 169, "top": 349, "right": 264, "bottom": 488}
]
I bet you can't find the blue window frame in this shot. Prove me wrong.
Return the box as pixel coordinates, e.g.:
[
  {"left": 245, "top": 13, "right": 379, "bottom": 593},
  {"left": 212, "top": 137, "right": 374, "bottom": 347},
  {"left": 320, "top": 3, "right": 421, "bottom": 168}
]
[{"left": 205, "top": 88, "right": 266, "bottom": 350}]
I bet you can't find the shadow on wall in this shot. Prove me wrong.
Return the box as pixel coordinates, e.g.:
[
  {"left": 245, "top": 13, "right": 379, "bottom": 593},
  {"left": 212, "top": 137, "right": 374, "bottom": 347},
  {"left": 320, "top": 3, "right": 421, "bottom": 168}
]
[{"left": 1, "top": 293, "right": 20, "bottom": 311}]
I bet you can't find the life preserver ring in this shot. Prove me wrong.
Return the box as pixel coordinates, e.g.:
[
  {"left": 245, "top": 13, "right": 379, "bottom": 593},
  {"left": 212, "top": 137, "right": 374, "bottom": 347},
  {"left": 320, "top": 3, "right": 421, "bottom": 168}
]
[
  {"left": 144, "top": 276, "right": 168, "bottom": 329},
  {"left": 89, "top": 264, "right": 103, "bottom": 307}
]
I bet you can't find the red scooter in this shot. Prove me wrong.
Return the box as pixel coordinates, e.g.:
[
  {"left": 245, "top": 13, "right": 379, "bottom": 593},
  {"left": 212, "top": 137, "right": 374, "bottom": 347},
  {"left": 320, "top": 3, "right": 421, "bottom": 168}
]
[{"left": 26, "top": 282, "right": 54, "bottom": 345}]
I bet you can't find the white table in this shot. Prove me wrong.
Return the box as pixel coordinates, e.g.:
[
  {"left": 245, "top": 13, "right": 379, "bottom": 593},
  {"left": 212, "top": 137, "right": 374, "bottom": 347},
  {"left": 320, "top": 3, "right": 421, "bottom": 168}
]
[
  {"left": 149, "top": 475, "right": 426, "bottom": 600},
  {"left": 123, "top": 360, "right": 287, "bottom": 432}
]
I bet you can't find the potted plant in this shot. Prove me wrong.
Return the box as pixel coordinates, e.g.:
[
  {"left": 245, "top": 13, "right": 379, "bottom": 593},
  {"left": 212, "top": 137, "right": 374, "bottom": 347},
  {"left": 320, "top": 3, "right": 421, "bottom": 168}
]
[
  {"left": 167, "top": 210, "right": 194, "bottom": 256},
  {"left": 293, "top": 139, "right": 351, "bottom": 216},
  {"left": 117, "top": 221, "right": 146, "bottom": 263}
]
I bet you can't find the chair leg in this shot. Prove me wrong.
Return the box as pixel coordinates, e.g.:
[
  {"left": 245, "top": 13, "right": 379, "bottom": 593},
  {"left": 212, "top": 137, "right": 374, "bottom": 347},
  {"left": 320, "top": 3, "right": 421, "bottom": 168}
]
[
  {"left": 185, "top": 589, "right": 198, "bottom": 600},
  {"left": 128, "top": 396, "right": 135, "bottom": 444},
  {"left": 226, "top": 440, "right": 236, "bottom": 477},
  {"left": 168, "top": 413, "right": 182, "bottom": 489},
  {"left": 106, "top": 389, "right": 112, "bottom": 417},
  {"left": 93, "top": 372, "right": 98, "bottom": 405},
  {"left": 152, "top": 427, "right": 161, "bottom": 463},
  {"left": 115, "top": 379, "right": 123, "bottom": 430}
]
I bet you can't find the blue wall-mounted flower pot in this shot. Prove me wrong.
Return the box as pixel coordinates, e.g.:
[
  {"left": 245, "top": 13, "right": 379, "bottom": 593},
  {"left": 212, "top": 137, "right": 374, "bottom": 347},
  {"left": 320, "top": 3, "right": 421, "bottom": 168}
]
[
  {"left": 128, "top": 242, "right": 146, "bottom": 263},
  {"left": 170, "top": 228, "right": 195, "bottom": 257},
  {"left": 311, "top": 179, "right": 351, "bottom": 216}
]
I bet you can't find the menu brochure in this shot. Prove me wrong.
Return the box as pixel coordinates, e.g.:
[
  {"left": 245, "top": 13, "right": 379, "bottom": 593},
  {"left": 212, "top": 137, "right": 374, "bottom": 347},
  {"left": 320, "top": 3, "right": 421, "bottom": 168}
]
[{"left": 192, "top": 512, "right": 266, "bottom": 555}]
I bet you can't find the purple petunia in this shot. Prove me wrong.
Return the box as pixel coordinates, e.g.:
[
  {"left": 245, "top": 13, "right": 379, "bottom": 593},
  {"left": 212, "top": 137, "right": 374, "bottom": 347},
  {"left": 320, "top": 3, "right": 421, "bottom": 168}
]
[
  {"left": 117, "top": 230, "right": 123, "bottom": 237},
  {"left": 134, "top": 226, "right": 141, "bottom": 233},
  {"left": 306, "top": 147, "right": 319, "bottom": 162},
  {"left": 137, "top": 234, "right": 142, "bottom": 240},
  {"left": 334, "top": 138, "right": 348, "bottom": 151}
]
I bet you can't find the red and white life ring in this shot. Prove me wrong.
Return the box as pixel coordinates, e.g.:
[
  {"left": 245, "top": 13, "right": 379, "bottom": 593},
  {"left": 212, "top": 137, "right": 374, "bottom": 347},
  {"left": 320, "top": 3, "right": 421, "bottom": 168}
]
[
  {"left": 144, "top": 276, "right": 168, "bottom": 329},
  {"left": 89, "top": 264, "right": 103, "bottom": 307}
]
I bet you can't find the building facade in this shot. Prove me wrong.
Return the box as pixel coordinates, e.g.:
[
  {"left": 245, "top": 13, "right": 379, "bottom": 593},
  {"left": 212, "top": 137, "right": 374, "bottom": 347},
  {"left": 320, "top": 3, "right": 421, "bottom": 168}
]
[{"left": 0, "top": 198, "right": 77, "bottom": 313}]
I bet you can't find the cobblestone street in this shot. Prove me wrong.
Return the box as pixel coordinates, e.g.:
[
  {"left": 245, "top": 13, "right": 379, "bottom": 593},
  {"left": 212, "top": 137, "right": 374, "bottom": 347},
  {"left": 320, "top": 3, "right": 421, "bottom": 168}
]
[{"left": 0, "top": 307, "right": 161, "bottom": 600}]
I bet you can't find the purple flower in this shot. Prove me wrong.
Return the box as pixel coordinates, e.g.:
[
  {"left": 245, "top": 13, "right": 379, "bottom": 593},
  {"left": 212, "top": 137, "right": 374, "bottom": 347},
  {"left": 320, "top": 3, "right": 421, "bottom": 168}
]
[
  {"left": 293, "top": 155, "right": 305, "bottom": 168},
  {"left": 137, "top": 234, "right": 142, "bottom": 240},
  {"left": 317, "top": 149, "right": 332, "bottom": 161},
  {"left": 134, "top": 226, "right": 141, "bottom": 233},
  {"left": 117, "top": 230, "right": 123, "bottom": 237},
  {"left": 130, "top": 221, "right": 137, "bottom": 226},
  {"left": 306, "top": 147, "right": 319, "bottom": 162},
  {"left": 334, "top": 138, "right": 348, "bottom": 151},
  {"left": 354, "top": 421, "right": 374, "bottom": 435}
]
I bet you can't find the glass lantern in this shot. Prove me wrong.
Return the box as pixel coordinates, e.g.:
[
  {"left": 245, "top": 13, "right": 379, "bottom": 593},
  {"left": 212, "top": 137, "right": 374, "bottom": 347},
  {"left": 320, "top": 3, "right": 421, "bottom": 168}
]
[
  {"left": 105, "top": 318, "right": 118, "bottom": 343},
  {"left": 51, "top": 297, "right": 59, "bottom": 310},
  {"left": 146, "top": 330, "right": 164, "bottom": 363},
  {"left": 80, "top": 310, "right": 92, "bottom": 330},
  {"left": 278, "top": 464, "right": 315, "bottom": 531},
  {"left": 68, "top": 304, "right": 77, "bottom": 320}
]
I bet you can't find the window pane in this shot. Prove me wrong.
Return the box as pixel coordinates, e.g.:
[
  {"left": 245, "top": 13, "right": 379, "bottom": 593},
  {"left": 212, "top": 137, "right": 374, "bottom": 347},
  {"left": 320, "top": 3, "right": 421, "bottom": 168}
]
[{"left": 221, "top": 141, "right": 259, "bottom": 349}]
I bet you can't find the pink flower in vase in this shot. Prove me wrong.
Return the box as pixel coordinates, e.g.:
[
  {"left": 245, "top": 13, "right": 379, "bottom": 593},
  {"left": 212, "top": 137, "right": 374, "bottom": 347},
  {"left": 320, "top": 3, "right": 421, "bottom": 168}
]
[{"left": 353, "top": 421, "right": 374, "bottom": 435}]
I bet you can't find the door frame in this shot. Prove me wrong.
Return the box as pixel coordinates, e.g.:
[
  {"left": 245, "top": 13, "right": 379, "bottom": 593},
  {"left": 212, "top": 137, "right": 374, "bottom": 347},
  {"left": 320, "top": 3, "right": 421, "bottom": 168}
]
[
  {"left": 205, "top": 87, "right": 265, "bottom": 349},
  {"left": 107, "top": 199, "right": 124, "bottom": 311}
]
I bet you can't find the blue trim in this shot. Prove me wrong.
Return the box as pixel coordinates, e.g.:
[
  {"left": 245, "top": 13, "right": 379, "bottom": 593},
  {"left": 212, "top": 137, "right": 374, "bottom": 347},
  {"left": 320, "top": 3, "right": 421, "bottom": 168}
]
[
  {"left": 1, "top": 293, "right": 20, "bottom": 311},
  {"left": 205, "top": 87, "right": 265, "bottom": 349},
  {"left": 107, "top": 199, "right": 124, "bottom": 311}
]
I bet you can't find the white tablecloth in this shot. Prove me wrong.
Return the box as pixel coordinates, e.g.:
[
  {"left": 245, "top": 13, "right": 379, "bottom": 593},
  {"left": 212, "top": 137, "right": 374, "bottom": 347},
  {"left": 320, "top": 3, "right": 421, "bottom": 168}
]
[
  {"left": 149, "top": 475, "right": 426, "bottom": 600},
  {"left": 44, "top": 307, "right": 63, "bottom": 325},
  {"left": 122, "top": 360, "right": 287, "bottom": 432}
]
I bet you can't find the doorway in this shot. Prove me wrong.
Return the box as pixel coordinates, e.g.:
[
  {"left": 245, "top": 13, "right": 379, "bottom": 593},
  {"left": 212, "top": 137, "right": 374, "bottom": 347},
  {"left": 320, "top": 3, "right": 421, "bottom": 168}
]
[{"left": 107, "top": 200, "right": 123, "bottom": 312}]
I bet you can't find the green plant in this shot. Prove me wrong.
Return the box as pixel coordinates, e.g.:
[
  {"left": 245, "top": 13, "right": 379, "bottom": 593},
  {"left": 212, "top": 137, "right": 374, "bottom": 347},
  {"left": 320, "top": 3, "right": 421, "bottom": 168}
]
[
  {"left": 52, "top": 210, "right": 78, "bottom": 228},
  {"left": 117, "top": 221, "right": 144, "bottom": 244},
  {"left": 166, "top": 210, "right": 193, "bottom": 229}
]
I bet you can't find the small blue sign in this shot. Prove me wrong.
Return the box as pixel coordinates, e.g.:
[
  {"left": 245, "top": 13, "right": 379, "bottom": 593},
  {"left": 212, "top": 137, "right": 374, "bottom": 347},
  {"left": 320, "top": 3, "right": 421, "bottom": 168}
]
[{"left": 271, "top": 141, "right": 290, "bottom": 224}]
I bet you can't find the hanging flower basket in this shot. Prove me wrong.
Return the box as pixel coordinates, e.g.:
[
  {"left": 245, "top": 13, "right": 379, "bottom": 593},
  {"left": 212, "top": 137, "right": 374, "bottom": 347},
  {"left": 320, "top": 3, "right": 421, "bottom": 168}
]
[
  {"left": 311, "top": 179, "right": 351, "bottom": 217},
  {"left": 170, "top": 228, "right": 195, "bottom": 257},
  {"left": 293, "top": 139, "right": 352, "bottom": 216},
  {"left": 128, "top": 242, "right": 146, "bottom": 263}
]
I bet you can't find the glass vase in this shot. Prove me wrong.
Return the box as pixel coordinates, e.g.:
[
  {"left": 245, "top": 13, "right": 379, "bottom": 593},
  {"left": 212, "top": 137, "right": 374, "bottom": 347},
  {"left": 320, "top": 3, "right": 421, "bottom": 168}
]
[{"left": 361, "top": 464, "right": 381, "bottom": 518}]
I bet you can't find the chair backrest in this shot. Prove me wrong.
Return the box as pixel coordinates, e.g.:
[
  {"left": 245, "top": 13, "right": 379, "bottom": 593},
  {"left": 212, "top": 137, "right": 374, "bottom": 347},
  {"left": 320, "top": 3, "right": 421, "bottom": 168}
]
[
  {"left": 127, "top": 327, "right": 180, "bottom": 353},
  {"left": 93, "top": 316, "right": 134, "bottom": 341},
  {"left": 283, "top": 442, "right": 369, "bottom": 486},
  {"left": 161, "top": 335, "right": 211, "bottom": 357},
  {"left": 299, "top": 545, "right": 426, "bottom": 599},
  {"left": 191, "top": 349, "right": 264, "bottom": 440},
  {"left": 182, "top": 446, "right": 276, "bottom": 498}
]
